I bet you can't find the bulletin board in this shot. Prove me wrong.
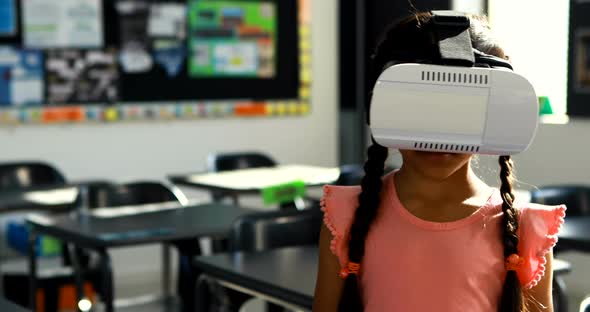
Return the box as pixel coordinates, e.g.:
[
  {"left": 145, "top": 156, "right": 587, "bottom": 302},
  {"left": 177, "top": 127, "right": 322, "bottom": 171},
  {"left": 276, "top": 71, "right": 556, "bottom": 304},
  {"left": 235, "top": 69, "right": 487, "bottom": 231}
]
[{"left": 0, "top": 0, "right": 311, "bottom": 124}]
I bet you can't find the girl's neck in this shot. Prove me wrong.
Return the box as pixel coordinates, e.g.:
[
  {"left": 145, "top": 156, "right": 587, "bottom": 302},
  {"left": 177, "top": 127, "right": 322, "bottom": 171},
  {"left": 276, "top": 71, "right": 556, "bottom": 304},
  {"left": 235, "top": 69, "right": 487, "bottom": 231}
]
[{"left": 395, "top": 163, "right": 491, "bottom": 208}]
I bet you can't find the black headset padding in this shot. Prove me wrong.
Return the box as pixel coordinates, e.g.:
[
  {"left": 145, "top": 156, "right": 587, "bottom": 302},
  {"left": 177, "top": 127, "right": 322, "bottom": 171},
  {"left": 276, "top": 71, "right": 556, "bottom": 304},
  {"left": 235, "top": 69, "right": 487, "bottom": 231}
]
[{"left": 473, "top": 49, "right": 513, "bottom": 70}]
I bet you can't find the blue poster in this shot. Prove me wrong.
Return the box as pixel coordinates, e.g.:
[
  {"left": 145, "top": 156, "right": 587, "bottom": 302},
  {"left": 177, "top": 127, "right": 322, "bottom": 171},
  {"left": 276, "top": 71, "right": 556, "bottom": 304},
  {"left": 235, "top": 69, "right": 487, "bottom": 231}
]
[
  {"left": 0, "top": 0, "right": 16, "bottom": 36},
  {"left": 0, "top": 47, "right": 44, "bottom": 107}
]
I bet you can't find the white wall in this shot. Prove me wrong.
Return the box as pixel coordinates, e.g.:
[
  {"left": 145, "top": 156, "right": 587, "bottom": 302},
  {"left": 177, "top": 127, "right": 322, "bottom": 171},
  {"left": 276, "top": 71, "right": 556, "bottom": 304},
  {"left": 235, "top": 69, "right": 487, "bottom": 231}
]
[
  {"left": 473, "top": 121, "right": 590, "bottom": 188},
  {"left": 452, "top": 0, "right": 485, "bottom": 14}
]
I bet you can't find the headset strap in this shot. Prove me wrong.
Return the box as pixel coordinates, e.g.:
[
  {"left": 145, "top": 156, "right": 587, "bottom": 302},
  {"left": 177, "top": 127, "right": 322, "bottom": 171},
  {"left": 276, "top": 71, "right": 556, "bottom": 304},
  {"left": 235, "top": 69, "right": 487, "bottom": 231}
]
[{"left": 429, "top": 10, "right": 475, "bottom": 67}]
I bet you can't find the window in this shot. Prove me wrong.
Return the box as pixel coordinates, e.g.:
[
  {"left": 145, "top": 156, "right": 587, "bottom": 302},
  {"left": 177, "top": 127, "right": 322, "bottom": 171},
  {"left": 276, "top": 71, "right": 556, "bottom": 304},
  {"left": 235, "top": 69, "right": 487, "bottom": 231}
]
[{"left": 488, "top": 0, "right": 570, "bottom": 116}]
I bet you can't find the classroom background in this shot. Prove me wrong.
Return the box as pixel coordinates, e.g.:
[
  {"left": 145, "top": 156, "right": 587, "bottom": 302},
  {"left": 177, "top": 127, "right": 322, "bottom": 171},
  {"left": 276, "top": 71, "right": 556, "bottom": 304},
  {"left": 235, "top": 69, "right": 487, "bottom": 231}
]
[{"left": 1, "top": 0, "right": 590, "bottom": 312}]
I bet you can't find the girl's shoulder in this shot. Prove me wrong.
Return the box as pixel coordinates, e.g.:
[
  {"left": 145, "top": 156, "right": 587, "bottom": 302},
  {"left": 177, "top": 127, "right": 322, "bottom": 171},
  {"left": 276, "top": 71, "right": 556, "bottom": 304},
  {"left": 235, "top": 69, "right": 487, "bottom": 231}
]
[
  {"left": 320, "top": 184, "right": 362, "bottom": 268},
  {"left": 512, "top": 201, "right": 567, "bottom": 289},
  {"left": 514, "top": 200, "right": 566, "bottom": 244},
  {"left": 320, "top": 170, "right": 394, "bottom": 224},
  {"left": 320, "top": 184, "right": 362, "bottom": 241},
  {"left": 320, "top": 171, "right": 395, "bottom": 268}
]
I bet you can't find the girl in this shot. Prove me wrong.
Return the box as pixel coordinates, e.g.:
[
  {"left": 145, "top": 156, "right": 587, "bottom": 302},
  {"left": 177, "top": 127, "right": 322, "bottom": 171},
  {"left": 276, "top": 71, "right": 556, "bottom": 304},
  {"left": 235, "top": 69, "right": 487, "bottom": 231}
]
[{"left": 313, "top": 12, "right": 566, "bottom": 312}]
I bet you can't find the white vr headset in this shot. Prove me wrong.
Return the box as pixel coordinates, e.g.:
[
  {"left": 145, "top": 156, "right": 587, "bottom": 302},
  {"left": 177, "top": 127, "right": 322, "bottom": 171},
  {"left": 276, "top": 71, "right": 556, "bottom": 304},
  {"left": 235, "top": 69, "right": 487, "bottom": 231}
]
[{"left": 369, "top": 11, "right": 538, "bottom": 155}]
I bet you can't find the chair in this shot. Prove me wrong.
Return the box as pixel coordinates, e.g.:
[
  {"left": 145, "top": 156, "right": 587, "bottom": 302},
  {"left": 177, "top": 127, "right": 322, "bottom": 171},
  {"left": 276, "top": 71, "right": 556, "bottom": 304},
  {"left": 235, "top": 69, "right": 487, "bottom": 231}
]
[
  {"left": 530, "top": 185, "right": 590, "bottom": 217},
  {"left": 85, "top": 181, "right": 188, "bottom": 208},
  {"left": 198, "top": 208, "right": 323, "bottom": 312},
  {"left": 334, "top": 164, "right": 398, "bottom": 186},
  {"left": 207, "top": 150, "right": 308, "bottom": 208},
  {"left": 530, "top": 185, "right": 590, "bottom": 256},
  {"left": 207, "top": 152, "right": 277, "bottom": 172},
  {"left": 0, "top": 162, "right": 66, "bottom": 191},
  {"left": 84, "top": 181, "right": 197, "bottom": 312},
  {"left": 580, "top": 295, "right": 590, "bottom": 312},
  {"left": 8, "top": 179, "right": 188, "bottom": 311},
  {"left": 206, "top": 152, "right": 278, "bottom": 204},
  {"left": 553, "top": 275, "right": 569, "bottom": 312},
  {"left": 302, "top": 164, "right": 396, "bottom": 208},
  {"left": 530, "top": 187, "right": 579, "bottom": 312},
  {"left": 0, "top": 162, "right": 83, "bottom": 312},
  {"left": 552, "top": 259, "right": 572, "bottom": 312},
  {"left": 229, "top": 207, "right": 322, "bottom": 252},
  {"left": 334, "top": 164, "right": 365, "bottom": 186}
]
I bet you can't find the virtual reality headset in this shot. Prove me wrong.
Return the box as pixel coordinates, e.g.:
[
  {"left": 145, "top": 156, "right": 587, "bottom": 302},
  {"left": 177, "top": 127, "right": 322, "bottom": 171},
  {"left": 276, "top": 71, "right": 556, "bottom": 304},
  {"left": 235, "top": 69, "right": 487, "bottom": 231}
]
[{"left": 369, "top": 11, "right": 538, "bottom": 155}]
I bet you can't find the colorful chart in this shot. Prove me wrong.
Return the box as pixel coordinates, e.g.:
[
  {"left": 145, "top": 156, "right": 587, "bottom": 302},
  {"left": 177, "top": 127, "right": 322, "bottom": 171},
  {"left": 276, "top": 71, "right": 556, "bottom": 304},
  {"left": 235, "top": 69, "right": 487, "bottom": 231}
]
[
  {"left": 22, "top": 0, "right": 104, "bottom": 48},
  {"left": 188, "top": 0, "right": 277, "bottom": 78}
]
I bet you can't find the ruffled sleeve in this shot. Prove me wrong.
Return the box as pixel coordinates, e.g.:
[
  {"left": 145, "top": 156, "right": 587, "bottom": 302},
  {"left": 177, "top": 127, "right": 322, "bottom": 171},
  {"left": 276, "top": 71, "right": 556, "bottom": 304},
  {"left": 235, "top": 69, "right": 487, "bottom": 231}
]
[
  {"left": 516, "top": 203, "right": 566, "bottom": 289},
  {"left": 320, "top": 184, "right": 361, "bottom": 269}
]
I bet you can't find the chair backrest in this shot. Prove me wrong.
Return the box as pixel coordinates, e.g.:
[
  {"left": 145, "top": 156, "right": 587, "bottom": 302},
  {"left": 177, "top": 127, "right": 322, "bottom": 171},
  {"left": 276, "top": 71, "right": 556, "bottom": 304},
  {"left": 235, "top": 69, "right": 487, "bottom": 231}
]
[
  {"left": 335, "top": 164, "right": 398, "bottom": 186},
  {"left": 580, "top": 296, "right": 590, "bottom": 312},
  {"left": 530, "top": 185, "right": 590, "bottom": 217},
  {"left": 0, "top": 162, "right": 66, "bottom": 191},
  {"left": 229, "top": 208, "right": 323, "bottom": 252},
  {"left": 335, "top": 164, "right": 365, "bottom": 186},
  {"left": 207, "top": 152, "right": 277, "bottom": 172},
  {"left": 86, "top": 181, "right": 188, "bottom": 208}
]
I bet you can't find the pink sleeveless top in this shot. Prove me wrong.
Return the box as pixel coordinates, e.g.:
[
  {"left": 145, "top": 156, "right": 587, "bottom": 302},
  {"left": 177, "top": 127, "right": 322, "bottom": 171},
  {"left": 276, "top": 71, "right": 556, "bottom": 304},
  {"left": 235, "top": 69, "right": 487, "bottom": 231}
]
[{"left": 321, "top": 171, "right": 566, "bottom": 311}]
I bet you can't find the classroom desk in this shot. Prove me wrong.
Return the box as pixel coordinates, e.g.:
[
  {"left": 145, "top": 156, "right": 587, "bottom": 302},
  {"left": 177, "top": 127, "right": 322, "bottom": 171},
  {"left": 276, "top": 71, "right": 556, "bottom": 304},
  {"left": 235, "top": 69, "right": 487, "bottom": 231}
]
[
  {"left": 558, "top": 216, "right": 590, "bottom": 252},
  {"left": 26, "top": 202, "right": 258, "bottom": 312},
  {"left": 193, "top": 246, "right": 572, "bottom": 312},
  {"left": 194, "top": 246, "right": 316, "bottom": 311},
  {"left": 169, "top": 165, "right": 340, "bottom": 197},
  {"left": 0, "top": 298, "right": 30, "bottom": 312}
]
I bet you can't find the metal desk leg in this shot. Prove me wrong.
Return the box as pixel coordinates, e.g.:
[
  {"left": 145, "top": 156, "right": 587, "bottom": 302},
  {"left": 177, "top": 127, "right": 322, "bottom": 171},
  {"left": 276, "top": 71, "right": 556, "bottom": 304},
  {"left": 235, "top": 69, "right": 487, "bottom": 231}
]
[
  {"left": 67, "top": 245, "right": 85, "bottom": 312},
  {"left": 162, "top": 243, "right": 172, "bottom": 303},
  {"left": 98, "top": 249, "right": 114, "bottom": 312},
  {"left": 231, "top": 193, "right": 239, "bottom": 206},
  {"left": 28, "top": 229, "right": 37, "bottom": 311},
  {"left": 195, "top": 275, "right": 211, "bottom": 312},
  {"left": 0, "top": 221, "right": 4, "bottom": 299}
]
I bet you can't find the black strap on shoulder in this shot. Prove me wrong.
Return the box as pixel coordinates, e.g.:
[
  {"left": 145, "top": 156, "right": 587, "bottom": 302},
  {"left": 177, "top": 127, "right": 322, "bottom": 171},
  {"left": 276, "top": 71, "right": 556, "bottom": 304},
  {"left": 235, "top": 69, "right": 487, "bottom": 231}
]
[{"left": 429, "top": 11, "right": 475, "bottom": 67}]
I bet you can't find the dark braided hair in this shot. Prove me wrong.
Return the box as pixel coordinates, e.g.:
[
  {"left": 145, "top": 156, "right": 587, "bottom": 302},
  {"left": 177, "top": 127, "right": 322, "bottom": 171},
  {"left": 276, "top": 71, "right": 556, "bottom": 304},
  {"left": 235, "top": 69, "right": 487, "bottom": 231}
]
[
  {"left": 338, "top": 141, "right": 388, "bottom": 311},
  {"left": 337, "top": 13, "right": 526, "bottom": 312},
  {"left": 498, "top": 156, "right": 524, "bottom": 312}
]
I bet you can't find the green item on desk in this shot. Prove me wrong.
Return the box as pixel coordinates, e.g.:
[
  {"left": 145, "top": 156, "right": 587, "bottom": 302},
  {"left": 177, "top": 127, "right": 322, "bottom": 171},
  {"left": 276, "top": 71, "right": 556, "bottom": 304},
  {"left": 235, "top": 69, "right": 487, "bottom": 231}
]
[
  {"left": 538, "top": 96, "right": 553, "bottom": 115},
  {"left": 40, "top": 236, "right": 62, "bottom": 256},
  {"left": 261, "top": 180, "right": 306, "bottom": 205}
]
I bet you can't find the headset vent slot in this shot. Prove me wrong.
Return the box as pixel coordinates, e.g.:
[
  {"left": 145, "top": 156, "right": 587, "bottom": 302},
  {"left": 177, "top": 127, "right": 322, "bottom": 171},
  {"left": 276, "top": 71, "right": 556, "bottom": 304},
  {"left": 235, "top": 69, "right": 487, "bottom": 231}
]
[
  {"left": 420, "top": 71, "right": 489, "bottom": 85},
  {"left": 413, "top": 142, "right": 481, "bottom": 153}
]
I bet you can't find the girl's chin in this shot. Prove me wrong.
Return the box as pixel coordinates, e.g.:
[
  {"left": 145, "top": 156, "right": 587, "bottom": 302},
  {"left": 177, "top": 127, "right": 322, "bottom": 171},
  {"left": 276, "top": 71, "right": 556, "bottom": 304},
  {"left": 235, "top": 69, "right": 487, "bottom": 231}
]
[
  {"left": 413, "top": 151, "right": 464, "bottom": 164},
  {"left": 415, "top": 151, "right": 455, "bottom": 157}
]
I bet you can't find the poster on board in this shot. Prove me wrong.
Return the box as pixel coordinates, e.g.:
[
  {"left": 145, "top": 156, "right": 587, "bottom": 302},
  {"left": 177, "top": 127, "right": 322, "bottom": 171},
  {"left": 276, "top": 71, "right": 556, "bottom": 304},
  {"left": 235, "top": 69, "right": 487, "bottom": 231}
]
[
  {"left": 22, "top": 0, "right": 104, "bottom": 48},
  {"left": 0, "top": 0, "right": 310, "bottom": 124}
]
